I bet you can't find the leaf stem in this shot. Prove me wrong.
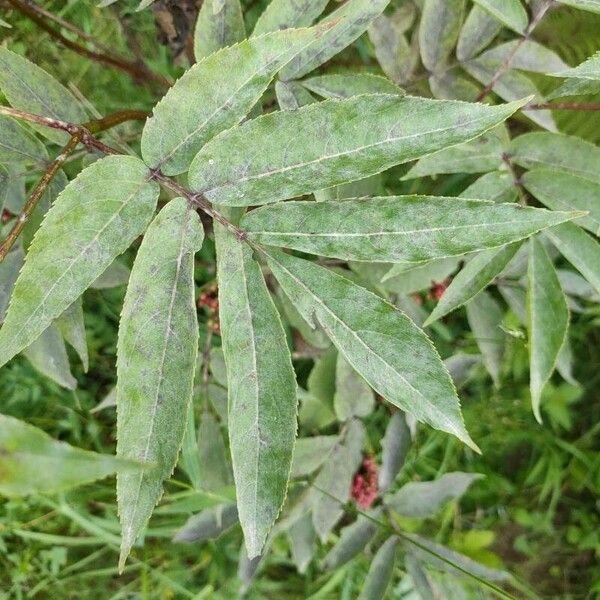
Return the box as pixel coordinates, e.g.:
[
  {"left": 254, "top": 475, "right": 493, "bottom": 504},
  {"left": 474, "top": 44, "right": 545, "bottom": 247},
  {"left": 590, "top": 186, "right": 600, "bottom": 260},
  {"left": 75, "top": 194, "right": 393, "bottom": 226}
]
[
  {"left": 476, "top": 0, "right": 554, "bottom": 102},
  {"left": 0, "top": 106, "right": 245, "bottom": 245},
  {"left": 5, "top": 0, "right": 171, "bottom": 90}
]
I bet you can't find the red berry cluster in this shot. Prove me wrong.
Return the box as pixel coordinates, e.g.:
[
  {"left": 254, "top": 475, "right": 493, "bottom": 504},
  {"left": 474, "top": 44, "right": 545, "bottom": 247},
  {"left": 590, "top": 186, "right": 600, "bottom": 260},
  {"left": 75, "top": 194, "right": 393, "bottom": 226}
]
[
  {"left": 1, "top": 209, "right": 12, "bottom": 224},
  {"left": 428, "top": 278, "right": 450, "bottom": 302},
  {"left": 351, "top": 455, "right": 379, "bottom": 509},
  {"left": 197, "top": 284, "right": 220, "bottom": 335}
]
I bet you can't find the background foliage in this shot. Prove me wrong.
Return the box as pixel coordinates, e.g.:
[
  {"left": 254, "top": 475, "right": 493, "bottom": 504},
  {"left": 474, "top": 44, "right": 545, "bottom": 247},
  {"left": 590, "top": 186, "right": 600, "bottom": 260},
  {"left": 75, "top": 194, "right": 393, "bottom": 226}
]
[{"left": 0, "top": 0, "right": 599, "bottom": 598}]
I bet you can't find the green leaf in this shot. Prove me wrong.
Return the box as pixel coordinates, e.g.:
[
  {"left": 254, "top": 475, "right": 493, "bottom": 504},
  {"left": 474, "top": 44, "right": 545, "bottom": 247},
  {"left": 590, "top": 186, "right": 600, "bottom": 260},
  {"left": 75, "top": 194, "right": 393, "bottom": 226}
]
[
  {"left": 142, "top": 27, "right": 323, "bottom": 175},
  {"left": 385, "top": 472, "right": 482, "bottom": 518},
  {"left": 322, "top": 508, "right": 382, "bottom": 570},
  {"left": 358, "top": 537, "right": 399, "bottom": 600},
  {"left": 22, "top": 324, "right": 76, "bottom": 390},
  {"left": 555, "top": 0, "right": 600, "bottom": 14},
  {"left": 311, "top": 418, "right": 365, "bottom": 540},
  {"left": 117, "top": 198, "right": 204, "bottom": 571},
  {"left": 279, "top": 0, "right": 391, "bottom": 81},
  {"left": 402, "top": 126, "right": 506, "bottom": 178},
  {"left": 264, "top": 249, "right": 477, "bottom": 448},
  {"left": 0, "top": 245, "right": 23, "bottom": 322},
  {"left": 378, "top": 412, "right": 411, "bottom": 494},
  {"left": 0, "top": 48, "right": 87, "bottom": 144},
  {"left": 189, "top": 96, "right": 527, "bottom": 206},
  {"left": 287, "top": 511, "right": 316, "bottom": 574},
  {"left": 476, "top": 40, "right": 568, "bottom": 73},
  {"left": 214, "top": 223, "right": 297, "bottom": 559},
  {"left": 460, "top": 171, "right": 518, "bottom": 203},
  {"left": 522, "top": 169, "right": 600, "bottom": 236},
  {"left": 194, "top": 0, "right": 245, "bottom": 60},
  {"left": 334, "top": 354, "right": 375, "bottom": 421},
  {"left": 382, "top": 258, "right": 460, "bottom": 293},
  {"left": 291, "top": 435, "right": 338, "bottom": 478},
  {"left": 405, "top": 533, "right": 511, "bottom": 582},
  {"left": 472, "top": 0, "right": 528, "bottom": 34},
  {"left": 0, "top": 115, "right": 48, "bottom": 165},
  {"left": 429, "top": 72, "right": 481, "bottom": 101},
  {"left": 0, "top": 156, "right": 159, "bottom": 369},
  {"left": 91, "top": 259, "right": 131, "bottom": 289},
  {"left": 253, "top": 0, "right": 328, "bottom": 36},
  {"left": 508, "top": 132, "right": 600, "bottom": 182},
  {"left": 369, "top": 11, "right": 419, "bottom": 85},
  {"left": 275, "top": 80, "right": 315, "bottom": 110},
  {"left": 419, "top": 0, "right": 465, "bottom": 71},
  {"left": 241, "top": 195, "right": 579, "bottom": 263},
  {"left": 197, "top": 408, "right": 232, "bottom": 491},
  {"left": 466, "top": 291, "right": 505, "bottom": 386},
  {"left": 56, "top": 298, "right": 88, "bottom": 372},
  {"left": 457, "top": 6, "right": 502, "bottom": 61},
  {"left": 301, "top": 74, "right": 404, "bottom": 99},
  {"left": 425, "top": 242, "right": 522, "bottom": 325},
  {"left": 546, "top": 223, "right": 600, "bottom": 296},
  {"left": 173, "top": 503, "right": 239, "bottom": 543},
  {"left": 527, "top": 237, "right": 569, "bottom": 422},
  {"left": 549, "top": 51, "right": 600, "bottom": 97},
  {"left": 180, "top": 403, "right": 202, "bottom": 490},
  {"left": 0, "top": 414, "right": 140, "bottom": 497},
  {"left": 445, "top": 353, "right": 482, "bottom": 388}
]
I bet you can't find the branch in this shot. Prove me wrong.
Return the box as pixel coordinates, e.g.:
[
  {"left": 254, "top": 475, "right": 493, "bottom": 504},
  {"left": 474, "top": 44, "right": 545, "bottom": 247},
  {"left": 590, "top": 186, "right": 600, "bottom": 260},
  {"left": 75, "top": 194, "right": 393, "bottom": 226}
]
[
  {"left": 6, "top": 0, "right": 171, "bottom": 90},
  {"left": 527, "top": 102, "right": 600, "bottom": 111},
  {"left": 0, "top": 109, "right": 149, "bottom": 261},
  {"left": 0, "top": 134, "right": 81, "bottom": 261},
  {"left": 476, "top": 0, "right": 554, "bottom": 102},
  {"left": 0, "top": 106, "right": 246, "bottom": 245}
]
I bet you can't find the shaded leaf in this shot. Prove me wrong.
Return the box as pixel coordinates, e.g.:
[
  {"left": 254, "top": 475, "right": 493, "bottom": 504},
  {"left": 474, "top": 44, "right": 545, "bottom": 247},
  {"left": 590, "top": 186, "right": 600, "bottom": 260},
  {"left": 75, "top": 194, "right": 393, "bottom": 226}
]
[
  {"left": 279, "top": 0, "right": 391, "bottom": 81},
  {"left": 22, "top": 324, "right": 76, "bottom": 390},
  {"left": 508, "top": 132, "right": 600, "bottom": 182},
  {"left": 194, "top": 0, "right": 245, "bottom": 61},
  {"left": 0, "top": 156, "right": 159, "bottom": 369},
  {"left": 358, "top": 536, "right": 399, "bottom": 600},
  {"left": 457, "top": 5, "right": 502, "bottom": 61},
  {"left": 472, "top": 0, "right": 528, "bottom": 34},
  {"left": 419, "top": 0, "right": 465, "bottom": 71},
  {"left": 546, "top": 223, "right": 600, "bottom": 296},
  {"left": 386, "top": 472, "right": 482, "bottom": 518},
  {"left": 460, "top": 171, "right": 518, "bottom": 203},
  {"left": 476, "top": 40, "right": 568, "bottom": 73},
  {"left": 215, "top": 223, "right": 297, "bottom": 559},
  {"left": 253, "top": 0, "right": 328, "bottom": 36},
  {"left": 301, "top": 73, "right": 404, "bottom": 99},
  {"left": 0, "top": 115, "right": 48, "bottom": 165},
  {"left": 265, "top": 249, "right": 477, "bottom": 448},
  {"left": 91, "top": 260, "right": 131, "bottom": 289},
  {"left": 242, "top": 195, "right": 578, "bottom": 263},
  {"left": 322, "top": 508, "right": 382, "bottom": 570},
  {"left": 527, "top": 237, "right": 569, "bottom": 422},
  {"left": 117, "top": 198, "right": 204, "bottom": 570},
  {"left": 425, "top": 242, "right": 522, "bottom": 325},
  {"left": 311, "top": 419, "right": 365, "bottom": 540},
  {"left": 378, "top": 412, "right": 411, "bottom": 494},
  {"left": 555, "top": 0, "right": 600, "bottom": 14},
  {"left": 287, "top": 510, "right": 316, "bottom": 574},
  {"left": 275, "top": 80, "right": 315, "bottom": 110},
  {"left": 522, "top": 169, "right": 600, "bottom": 236},
  {"left": 173, "top": 503, "right": 239, "bottom": 543},
  {"left": 0, "top": 245, "right": 23, "bottom": 322},
  {"left": 291, "top": 435, "right": 338, "bottom": 479},
  {"left": 56, "top": 298, "right": 88, "bottom": 372},
  {"left": 466, "top": 290, "right": 505, "bottom": 386},
  {"left": 197, "top": 408, "right": 232, "bottom": 491},
  {"left": 334, "top": 354, "right": 375, "bottom": 421},
  {"left": 444, "top": 353, "right": 483, "bottom": 388},
  {"left": 0, "top": 414, "right": 140, "bottom": 497}
]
